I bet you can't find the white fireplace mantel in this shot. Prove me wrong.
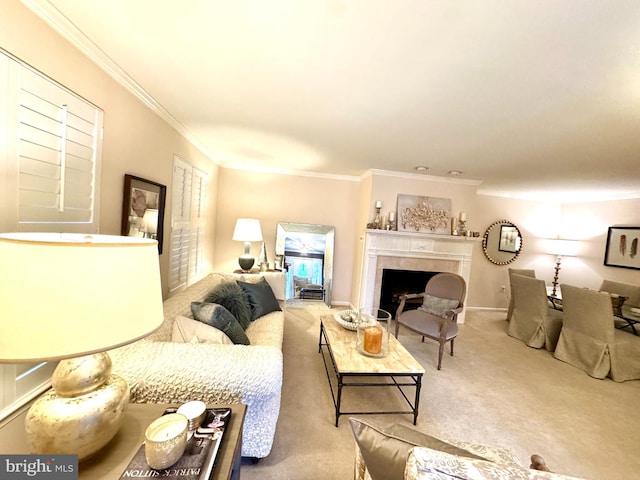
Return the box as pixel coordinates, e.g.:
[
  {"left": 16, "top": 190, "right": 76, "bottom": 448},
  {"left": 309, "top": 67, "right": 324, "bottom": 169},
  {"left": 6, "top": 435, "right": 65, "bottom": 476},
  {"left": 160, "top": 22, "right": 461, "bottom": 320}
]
[{"left": 359, "top": 230, "right": 479, "bottom": 323}]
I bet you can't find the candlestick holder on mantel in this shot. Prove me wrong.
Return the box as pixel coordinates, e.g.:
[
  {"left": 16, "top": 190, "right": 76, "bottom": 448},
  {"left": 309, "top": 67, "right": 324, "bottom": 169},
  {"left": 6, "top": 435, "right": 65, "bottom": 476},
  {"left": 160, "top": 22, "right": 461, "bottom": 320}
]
[
  {"left": 457, "top": 212, "right": 468, "bottom": 236},
  {"left": 457, "top": 220, "right": 468, "bottom": 236},
  {"left": 386, "top": 211, "right": 396, "bottom": 231},
  {"left": 366, "top": 200, "right": 384, "bottom": 229}
]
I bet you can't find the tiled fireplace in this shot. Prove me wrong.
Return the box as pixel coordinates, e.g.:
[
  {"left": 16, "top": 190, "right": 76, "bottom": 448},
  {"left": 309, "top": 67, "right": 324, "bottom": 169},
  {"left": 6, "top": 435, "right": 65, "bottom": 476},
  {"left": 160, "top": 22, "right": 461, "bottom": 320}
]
[{"left": 358, "top": 230, "right": 478, "bottom": 323}]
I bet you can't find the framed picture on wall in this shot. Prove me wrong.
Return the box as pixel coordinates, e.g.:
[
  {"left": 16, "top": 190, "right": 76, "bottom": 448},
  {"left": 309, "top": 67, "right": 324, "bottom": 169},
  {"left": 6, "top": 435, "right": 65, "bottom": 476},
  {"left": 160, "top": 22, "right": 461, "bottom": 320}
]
[
  {"left": 121, "top": 174, "right": 166, "bottom": 254},
  {"left": 604, "top": 226, "right": 640, "bottom": 270},
  {"left": 498, "top": 224, "right": 520, "bottom": 253}
]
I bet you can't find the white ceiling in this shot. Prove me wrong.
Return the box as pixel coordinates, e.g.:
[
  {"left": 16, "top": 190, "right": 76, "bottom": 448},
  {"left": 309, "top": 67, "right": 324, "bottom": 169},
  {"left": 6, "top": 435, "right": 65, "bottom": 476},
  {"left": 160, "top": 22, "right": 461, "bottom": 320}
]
[{"left": 27, "top": 0, "right": 640, "bottom": 201}]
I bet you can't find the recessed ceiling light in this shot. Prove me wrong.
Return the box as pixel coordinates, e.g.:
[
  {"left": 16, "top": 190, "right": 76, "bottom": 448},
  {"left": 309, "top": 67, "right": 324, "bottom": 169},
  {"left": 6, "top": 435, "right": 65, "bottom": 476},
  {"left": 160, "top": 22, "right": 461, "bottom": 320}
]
[
  {"left": 415, "top": 166, "right": 429, "bottom": 172},
  {"left": 448, "top": 170, "right": 463, "bottom": 176}
]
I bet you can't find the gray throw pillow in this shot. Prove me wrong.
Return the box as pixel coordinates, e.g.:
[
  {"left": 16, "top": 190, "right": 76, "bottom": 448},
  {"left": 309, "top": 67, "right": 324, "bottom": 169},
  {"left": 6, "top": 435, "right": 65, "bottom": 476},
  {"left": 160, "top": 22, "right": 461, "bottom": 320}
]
[
  {"left": 204, "top": 281, "right": 252, "bottom": 330},
  {"left": 190, "top": 302, "right": 250, "bottom": 345},
  {"left": 418, "top": 294, "right": 459, "bottom": 318},
  {"left": 349, "top": 418, "right": 484, "bottom": 480},
  {"left": 237, "top": 278, "right": 281, "bottom": 321}
]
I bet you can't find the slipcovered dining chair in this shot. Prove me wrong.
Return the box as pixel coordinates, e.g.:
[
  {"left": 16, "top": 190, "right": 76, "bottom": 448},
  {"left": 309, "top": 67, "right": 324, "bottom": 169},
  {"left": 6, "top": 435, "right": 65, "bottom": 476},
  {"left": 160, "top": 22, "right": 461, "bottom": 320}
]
[
  {"left": 395, "top": 272, "right": 466, "bottom": 370},
  {"left": 508, "top": 274, "right": 563, "bottom": 351},
  {"left": 599, "top": 279, "right": 640, "bottom": 308},
  {"left": 553, "top": 284, "right": 640, "bottom": 382},
  {"left": 506, "top": 268, "right": 536, "bottom": 321}
]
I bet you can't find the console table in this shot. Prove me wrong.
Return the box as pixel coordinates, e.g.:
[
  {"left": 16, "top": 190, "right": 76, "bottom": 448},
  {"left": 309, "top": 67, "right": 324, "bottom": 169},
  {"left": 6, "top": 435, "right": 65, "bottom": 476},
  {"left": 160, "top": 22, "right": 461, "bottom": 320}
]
[{"left": 0, "top": 402, "right": 246, "bottom": 480}]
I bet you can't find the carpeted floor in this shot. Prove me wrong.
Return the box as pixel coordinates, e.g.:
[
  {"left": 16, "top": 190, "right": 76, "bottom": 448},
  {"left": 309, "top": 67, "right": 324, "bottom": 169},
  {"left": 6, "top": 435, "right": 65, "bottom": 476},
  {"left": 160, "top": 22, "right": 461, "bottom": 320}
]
[{"left": 241, "top": 307, "right": 640, "bottom": 479}]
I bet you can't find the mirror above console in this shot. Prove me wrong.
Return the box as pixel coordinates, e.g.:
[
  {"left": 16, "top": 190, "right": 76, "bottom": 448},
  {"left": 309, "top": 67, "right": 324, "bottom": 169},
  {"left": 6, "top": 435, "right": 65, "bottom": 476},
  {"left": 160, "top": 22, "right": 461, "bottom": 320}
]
[{"left": 482, "top": 220, "right": 523, "bottom": 265}]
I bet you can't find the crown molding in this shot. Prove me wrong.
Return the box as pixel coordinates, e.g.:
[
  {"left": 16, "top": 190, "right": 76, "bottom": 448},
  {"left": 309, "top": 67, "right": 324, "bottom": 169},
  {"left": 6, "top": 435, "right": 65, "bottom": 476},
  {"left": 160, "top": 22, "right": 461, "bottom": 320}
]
[
  {"left": 221, "top": 163, "right": 360, "bottom": 182},
  {"left": 477, "top": 188, "right": 640, "bottom": 203},
  {"left": 21, "top": 0, "right": 219, "bottom": 164},
  {"left": 363, "top": 169, "right": 483, "bottom": 186}
]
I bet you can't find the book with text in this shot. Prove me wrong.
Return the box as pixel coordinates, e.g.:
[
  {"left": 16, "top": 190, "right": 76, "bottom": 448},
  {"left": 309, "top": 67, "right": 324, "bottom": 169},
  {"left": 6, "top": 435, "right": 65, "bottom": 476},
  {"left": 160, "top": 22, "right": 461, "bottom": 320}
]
[{"left": 119, "top": 407, "right": 231, "bottom": 480}]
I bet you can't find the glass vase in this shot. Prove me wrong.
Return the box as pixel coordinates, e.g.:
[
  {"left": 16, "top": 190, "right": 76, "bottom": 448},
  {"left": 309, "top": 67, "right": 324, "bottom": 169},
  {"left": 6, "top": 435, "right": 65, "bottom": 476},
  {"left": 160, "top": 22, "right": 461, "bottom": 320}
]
[{"left": 356, "top": 307, "right": 391, "bottom": 358}]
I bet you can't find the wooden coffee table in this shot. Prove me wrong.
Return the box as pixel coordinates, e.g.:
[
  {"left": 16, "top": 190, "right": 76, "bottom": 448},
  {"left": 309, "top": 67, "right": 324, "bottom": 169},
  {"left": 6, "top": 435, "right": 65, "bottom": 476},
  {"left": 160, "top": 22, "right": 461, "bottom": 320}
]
[{"left": 319, "top": 315, "right": 425, "bottom": 426}]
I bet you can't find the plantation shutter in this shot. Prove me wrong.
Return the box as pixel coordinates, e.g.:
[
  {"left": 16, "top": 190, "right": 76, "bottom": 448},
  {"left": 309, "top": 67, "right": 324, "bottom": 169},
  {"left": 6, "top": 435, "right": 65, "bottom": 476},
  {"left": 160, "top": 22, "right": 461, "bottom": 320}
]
[
  {"left": 169, "top": 159, "right": 192, "bottom": 292},
  {"left": 169, "top": 157, "right": 207, "bottom": 294},
  {"left": 189, "top": 168, "right": 207, "bottom": 282},
  {"left": 15, "top": 58, "right": 103, "bottom": 231}
]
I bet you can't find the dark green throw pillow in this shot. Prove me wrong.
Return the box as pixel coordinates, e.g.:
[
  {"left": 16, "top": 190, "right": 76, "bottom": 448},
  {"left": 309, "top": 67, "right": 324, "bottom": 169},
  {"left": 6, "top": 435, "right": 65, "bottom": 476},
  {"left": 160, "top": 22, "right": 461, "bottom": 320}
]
[
  {"left": 237, "top": 277, "right": 281, "bottom": 321},
  {"left": 204, "top": 281, "right": 252, "bottom": 330},
  {"left": 190, "top": 302, "right": 250, "bottom": 345}
]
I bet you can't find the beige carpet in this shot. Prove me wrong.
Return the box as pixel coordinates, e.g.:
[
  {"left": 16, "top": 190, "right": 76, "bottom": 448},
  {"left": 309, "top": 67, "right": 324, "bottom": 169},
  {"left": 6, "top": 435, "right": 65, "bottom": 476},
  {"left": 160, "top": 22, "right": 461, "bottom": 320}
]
[
  {"left": 285, "top": 299, "right": 331, "bottom": 310},
  {"left": 241, "top": 308, "right": 640, "bottom": 479}
]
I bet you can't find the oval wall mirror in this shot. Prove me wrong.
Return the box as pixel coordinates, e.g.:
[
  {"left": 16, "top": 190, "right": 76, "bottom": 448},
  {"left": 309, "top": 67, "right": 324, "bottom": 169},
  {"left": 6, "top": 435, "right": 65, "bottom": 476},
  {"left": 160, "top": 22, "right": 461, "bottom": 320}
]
[{"left": 482, "top": 220, "right": 523, "bottom": 265}]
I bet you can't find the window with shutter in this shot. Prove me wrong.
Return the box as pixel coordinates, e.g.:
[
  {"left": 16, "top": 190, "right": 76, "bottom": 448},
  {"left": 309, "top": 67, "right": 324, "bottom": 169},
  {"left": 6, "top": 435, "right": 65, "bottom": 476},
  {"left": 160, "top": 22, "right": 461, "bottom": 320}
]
[
  {"left": 16, "top": 61, "right": 103, "bottom": 231},
  {"left": 169, "top": 156, "right": 208, "bottom": 294},
  {"left": 0, "top": 49, "right": 102, "bottom": 232}
]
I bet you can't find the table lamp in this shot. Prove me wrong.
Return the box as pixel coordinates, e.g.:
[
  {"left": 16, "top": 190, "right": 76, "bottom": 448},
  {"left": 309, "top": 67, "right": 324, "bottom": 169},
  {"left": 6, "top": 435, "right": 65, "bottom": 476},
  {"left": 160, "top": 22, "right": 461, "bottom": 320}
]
[
  {"left": 141, "top": 208, "right": 159, "bottom": 238},
  {"left": 0, "top": 233, "right": 164, "bottom": 461},
  {"left": 232, "top": 218, "right": 263, "bottom": 271},
  {"left": 545, "top": 238, "right": 579, "bottom": 297}
]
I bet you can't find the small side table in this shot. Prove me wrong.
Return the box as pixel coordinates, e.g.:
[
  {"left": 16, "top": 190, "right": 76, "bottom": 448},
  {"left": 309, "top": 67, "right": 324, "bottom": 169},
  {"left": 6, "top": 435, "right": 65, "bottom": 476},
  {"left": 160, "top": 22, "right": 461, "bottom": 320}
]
[{"left": 0, "top": 402, "right": 246, "bottom": 480}]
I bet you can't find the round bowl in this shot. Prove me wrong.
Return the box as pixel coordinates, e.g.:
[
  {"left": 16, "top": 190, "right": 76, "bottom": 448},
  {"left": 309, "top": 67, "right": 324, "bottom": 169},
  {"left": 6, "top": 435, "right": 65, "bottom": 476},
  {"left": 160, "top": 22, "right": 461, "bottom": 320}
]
[
  {"left": 333, "top": 310, "right": 359, "bottom": 331},
  {"left": 144, "top": 413, "right": 188, "bottom": 470}
]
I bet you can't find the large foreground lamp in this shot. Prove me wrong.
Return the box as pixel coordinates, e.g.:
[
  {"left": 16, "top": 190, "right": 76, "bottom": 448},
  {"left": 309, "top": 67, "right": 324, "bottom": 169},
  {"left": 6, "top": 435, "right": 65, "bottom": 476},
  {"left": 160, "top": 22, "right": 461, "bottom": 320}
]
[
  {"left": 0, "top": 233, "right": 164, "bottom": 461},
  {"left": 232, "top": 218, "right": 263, "bottom": 271},
  {"left": 545, "top": 238, "right": 579, "bottom": 297}
]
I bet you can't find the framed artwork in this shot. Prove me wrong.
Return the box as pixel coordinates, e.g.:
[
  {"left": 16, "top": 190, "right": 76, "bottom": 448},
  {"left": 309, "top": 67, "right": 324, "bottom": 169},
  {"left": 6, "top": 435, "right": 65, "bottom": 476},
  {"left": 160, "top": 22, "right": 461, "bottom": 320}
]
[
  {"left": 396, "top": 194, "right": 451, "bottom": 235},
  {"left": 498, "top": 224, "right": 520, "bottom": 253},
  {"left": 121, "top": 174, "right": 166, "bottom": 254},
  {"left": 604, "top": 226, "right": 640, "bottom": 270}
]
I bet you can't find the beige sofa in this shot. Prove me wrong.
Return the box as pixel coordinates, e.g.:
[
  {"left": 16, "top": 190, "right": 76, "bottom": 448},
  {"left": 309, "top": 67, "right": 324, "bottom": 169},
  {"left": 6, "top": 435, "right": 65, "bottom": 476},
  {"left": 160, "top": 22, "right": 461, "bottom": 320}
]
[{"left": 109, "top": 271, "right": 285, "bottom": 459}]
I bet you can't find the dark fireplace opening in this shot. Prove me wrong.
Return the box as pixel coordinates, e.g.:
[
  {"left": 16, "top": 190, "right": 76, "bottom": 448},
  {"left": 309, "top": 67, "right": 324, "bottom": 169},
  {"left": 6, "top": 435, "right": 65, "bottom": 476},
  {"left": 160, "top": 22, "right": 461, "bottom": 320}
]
[{"left": 380, "top": 269, "right": 438, "bottom": 316}]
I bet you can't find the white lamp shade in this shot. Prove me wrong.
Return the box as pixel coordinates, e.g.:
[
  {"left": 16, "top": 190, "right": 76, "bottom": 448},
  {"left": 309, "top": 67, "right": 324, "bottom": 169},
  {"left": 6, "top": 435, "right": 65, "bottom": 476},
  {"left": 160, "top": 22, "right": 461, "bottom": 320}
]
[
  {"left": 545, "top": 238, "right": 579, "bottom": 257},
  {"left": 142, "top": 208, "right": 159, "bottom": 234},
  {"left": 0, "top": 233, "right": 164, "bottom": 362},
  {"left": 232, "top": 218, "right": 263, "bottom": 242}
]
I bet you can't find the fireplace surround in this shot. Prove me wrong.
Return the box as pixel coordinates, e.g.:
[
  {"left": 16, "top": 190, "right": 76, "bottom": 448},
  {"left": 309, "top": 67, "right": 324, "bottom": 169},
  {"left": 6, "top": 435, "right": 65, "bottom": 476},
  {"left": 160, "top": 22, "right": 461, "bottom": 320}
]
[{"left": 358, "top": 230, "right": 478, "bottom": 323}]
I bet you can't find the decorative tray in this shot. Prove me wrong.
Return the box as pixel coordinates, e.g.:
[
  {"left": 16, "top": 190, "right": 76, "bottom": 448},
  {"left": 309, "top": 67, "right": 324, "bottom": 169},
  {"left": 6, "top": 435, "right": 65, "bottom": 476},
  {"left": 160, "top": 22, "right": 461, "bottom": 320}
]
[{"left": 333, "top": 310, "right": 359, "bottom": 330}]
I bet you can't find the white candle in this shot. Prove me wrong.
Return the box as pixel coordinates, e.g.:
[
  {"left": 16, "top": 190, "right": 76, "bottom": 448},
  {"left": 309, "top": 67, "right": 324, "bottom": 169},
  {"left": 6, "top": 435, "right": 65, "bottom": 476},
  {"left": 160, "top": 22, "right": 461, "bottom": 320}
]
[
  {"left": 389, "top": 212, "right": 395, "bottom": 222},
  {"left": 375, "top": 200, "right": 382, "bottom": 209},
  {"left": 460, "top": 212, "right": 467, "bottom": 222},
  {"left": 145, "top": 414, "right": 188, "bottom": 470}
]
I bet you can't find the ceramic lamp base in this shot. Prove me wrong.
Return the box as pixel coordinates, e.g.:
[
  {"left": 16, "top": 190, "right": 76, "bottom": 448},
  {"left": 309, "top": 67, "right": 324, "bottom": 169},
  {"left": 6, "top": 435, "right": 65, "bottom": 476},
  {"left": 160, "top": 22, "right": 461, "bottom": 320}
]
[
  {"left": 238, "top": 255, "right": 255, "bottom": 271},
  {"left": 25, "top": 353, "right": 129, "bottom": 461}
]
